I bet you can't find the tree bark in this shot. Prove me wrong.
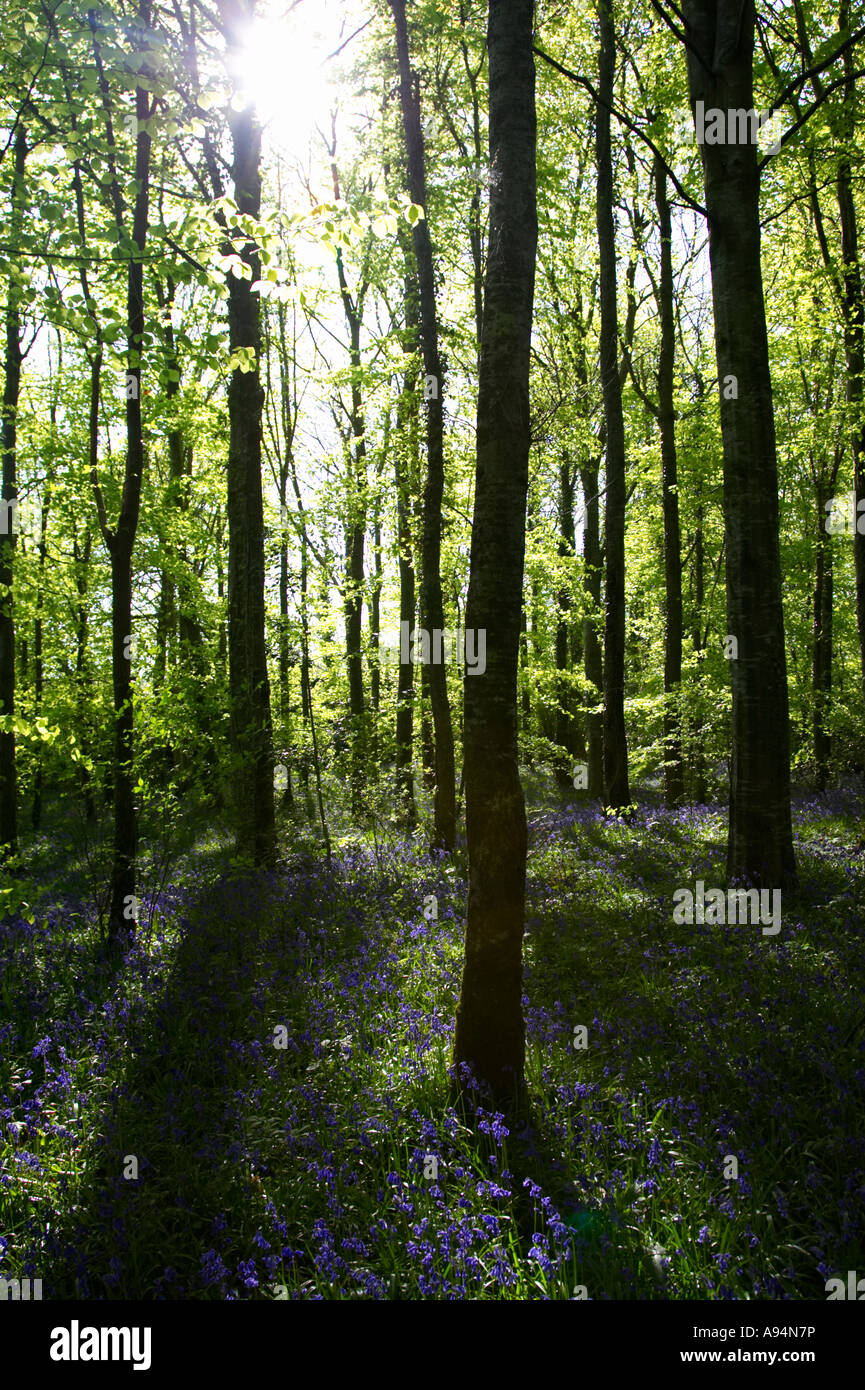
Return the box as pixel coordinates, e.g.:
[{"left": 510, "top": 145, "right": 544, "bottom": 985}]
[
  {"left": 836, "top": 92, "right": 865, "bottom": 714},
  {"left": 682, "top": 0, "right": 796, "bottom": 887},
  {"left": 31, "top": 482, "right": 50, "bottom": 831},
  {"left": 453, "top": 0, "right": 537, "bottom": 1114},
  {"left": 390, "top": 0, "right": 456, "bottom": 851},
  {"left": 263, "top": 299, "right": 296, "bottom": 811},
  {"left": 595, "top": 0, "right": 630, "bottom": 808},
  {"left": 395, "top": 259, "right": 419, "bottom": 824},
  {"left": 813, "top": 483, "right": 834, "bottom": 792},
  {"left": 0, "top": 124, "right": 26, "bottom": 862},
  {"left": 655, "top": 156, "right": 684, "bottom": 807},
  {"left": 691, "top": 480, "right": 708, "bottom": 803},
  {"left": 336, "top": 276, "right": 367, "bottom": 744},
  {"left": 811, "top": 430, "right": 841, "bottom": 792},
  {"left": 84, "top": 9, "right": 154, "bottom": 935},
  {"left": 580, "top": 459, "right": 605, "bottom": 797},
  {"left": 73, "top": 519, "right": 96, "bottom": 824},
  {"left": 792, "top": 1, "right": 865, "bottom": 715},
  {"left": 221, "top": 0, "right": 276, "bottom": 865},
  {"left": 555, "top": 453, "right": 579, "bottom": 783}
]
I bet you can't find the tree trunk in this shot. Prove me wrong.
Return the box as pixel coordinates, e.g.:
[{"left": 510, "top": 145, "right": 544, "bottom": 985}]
[
  {"left": 85, "top": 34, "right": 155, "bottom": 937},
  {"left": 683, "top": 0, "right": 796, "bottom": 886},
  {"left": 792, "top": 1, "right": 865, "bottom": 715},
  {"left": 692, "top": 482, "right": 708, "bottom": 803},
  {"left": 340, "top": 380, "right": 366, "bottom": 741},
  {"left": 215, "top": 508, "right": 227, "bottom": 674},
  {"left": 268, "top": 295, "right": 300, "bottom": 811},
  {"left": 655, "top": 156, "right": 684, "bottom": 807},
  {"left": 222, "top": 0, "right": 275, "bottom": 865},
  {"left": 595, "top": 0, "right": 630, "bottom": 808},
  {"left": 0, "top": 125, "right": 25, "bottom": 862},
  {"left": 813, "top": 497, "right": 833, "bottom": 793},
  {"left": 31, "top": 483, "right": 50, "bottom": 831},
  {"left": 153, "top": 565, "right": 173, "bottom": 691},
  {"left": 391, "top": 0, "right": 456, "bottom": 851},
  {"left": 329, "top": 224, "right": 368, "bottom": 809},
  {"left": 555, "top": 453, "right": 578, "bottom": 783},
  {"left": 420, "top": 664, "right": 435, "bottom": 791},
  {"left": 453, "top": 0, "right": 537, "bottom": 1113},
  {"left": 524, "top": 489, "right": 541, "bottom": 760},
  {"left": 580, "top": 459, "right": 605, "bottom": 797},
  {"left": 73, "top": 521, "right": 96, "bottom": 824},
  {"left": 395, "top": 283, "right": 418, "bottom": 824},
  {"left": 519, "top": 603, "right": 531, "bottom": 728},
  {"left": 286, "top": 446, "right": 314, "bottom": 811},
  {"left": 836, "top": 135, "right": 865, "bottom": 715},
  {"left": 370, "top": 424, "right": 386, "bottom": 730},
  {"left": 157, "top": 278, "right": 205, "bottom": 687}
]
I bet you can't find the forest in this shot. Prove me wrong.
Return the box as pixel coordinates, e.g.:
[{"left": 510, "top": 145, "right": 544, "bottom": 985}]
[{"left": 1, "top": 0, "right": 864, "bottom": 1312}]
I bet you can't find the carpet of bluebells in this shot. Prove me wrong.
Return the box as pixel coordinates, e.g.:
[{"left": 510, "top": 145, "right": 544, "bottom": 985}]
[{"left": 1, "top": 787, "right": 864, "bottom": 1300}]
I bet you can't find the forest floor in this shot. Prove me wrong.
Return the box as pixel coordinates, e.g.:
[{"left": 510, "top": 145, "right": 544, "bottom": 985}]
[{"left": 1, "top": 785, "right": 864, "bottom": 1300}]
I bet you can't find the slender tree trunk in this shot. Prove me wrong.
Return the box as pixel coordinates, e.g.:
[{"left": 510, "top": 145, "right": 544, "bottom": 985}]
[
  {"left": 519, "top": 603, "right": 531, "bottom": 728},
  {"left": 395, "top": 332, "right": 418, "bottom": 823},
  {"left": 462, "top": 2, "right": 485, "bottom": 357},
  {"left": 655, "top": 156, "right": 684, "bottom": 806},
  {"left": 0, "top": 125, "right": 25, "bottom": 862},
  {"left": 153, "top": 567, "right": 173, "bottom": 690},
  {"left": 299, "top": 542, "right": 313, "bottom": 812},
  {"left": 555, "top": 454, "right": 577, "bottom": 783},
  {"left": 286, "top": 461, "right": 329, "bottom": 852},
  {"left": 683, "top": 0, "right": 796, "bottom": 886},
  {"left": 156, "top": 278, "right": 205, "bottom": 690},
  {"left": 453, "top": 0, "right": 537, "bottom": 1113},
  {"left": 73, "top": 522, "right": 96, "bottom": 824},
  {"left": 523, "top": 490, "right": 542, "bottom": 759},
  {"left": 88, "top": 37, "right": 154, "bottom": 937},
  {"left": 108, "top": 528, "right": 137, "bottom": 934},
  {"left": 391, "top": 0, "right": 456, "bottom": 850},
  {"left": 269, "top": 296, "right": 300, "bottom": 811},
  {"left": 420, "top": 664, "right": 435, "bottom": 790},
  {"left": 580, "top": 459, "right": 605, "bottom": 796},
  {"left": 813, "top": 470, "right": 835, "bottom": 792},
  {"left": 276, "top": 486, "right": 294, "bottom": 812},
  {"left": 323, "top": 152, "right": 368, "bottom": 807},
  {"left": 215, "top": 509, "right": 227, "bottom": 674},
  {"left": 79, "top": 348, "right": 103, "bottom": 827},
  {"left": 330, "top": 232, "right": 368, "bottom": 808},
  {"left": 793, "top": 1, "right": 865, "bottom": 713},
  {"left": 692, "top": 483, "right": 708, "bottom": 803},
  {"left": 370, "top": 421, "right": 386, "bottom": 733},
  {"left": 837, "top": 143, "right": 865, "bottom": 714},
  {"left": 221, "top": 0, "right": 275, "bottom": 865},
  {"left": 31, "top": 484, "right": 50, "bottom": 831},
  {"left": 286, "top": 449, "right": 313, "bottom": 810},
  {"left": 340, "top": 385, "right": 366, "bottom": 737},
  {"left": 595, "top": 0, "right": 630, "bottom": 808},
  {"left": 83, "top": 6, "right": 153, "bottom": 934},
  {"left": 566, "top": 277, "right": 604, "bottom": 797}
]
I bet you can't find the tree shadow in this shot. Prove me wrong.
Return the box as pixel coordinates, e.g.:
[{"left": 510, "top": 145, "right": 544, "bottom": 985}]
[
  {"left": 519, "top": 800, "right": 865, "bottom": 1299},
  {"left": 38, "top": 859, "right": 314, "bottom": 1300}
]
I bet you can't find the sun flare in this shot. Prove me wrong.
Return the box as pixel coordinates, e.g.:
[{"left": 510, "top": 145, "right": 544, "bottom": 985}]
[{"left": 230, "top": 9, "right": 336, "bottom": 161}]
